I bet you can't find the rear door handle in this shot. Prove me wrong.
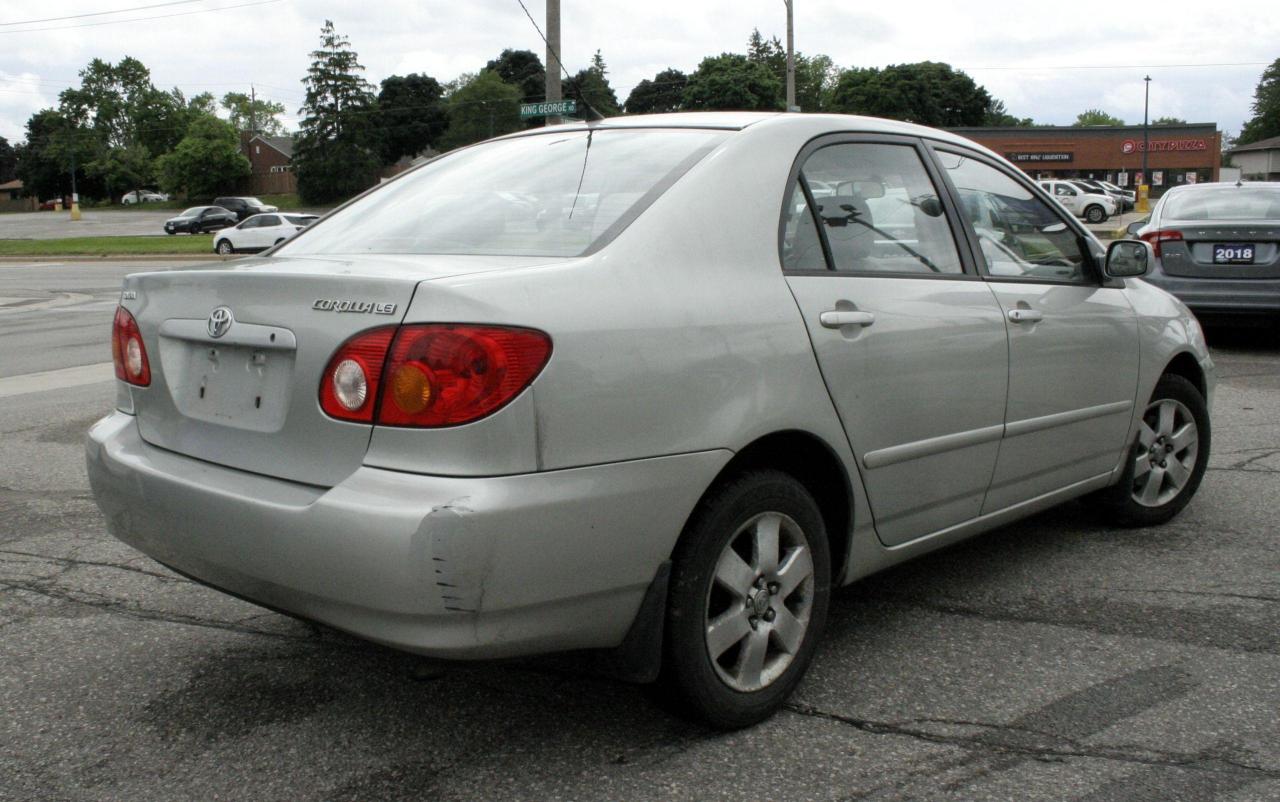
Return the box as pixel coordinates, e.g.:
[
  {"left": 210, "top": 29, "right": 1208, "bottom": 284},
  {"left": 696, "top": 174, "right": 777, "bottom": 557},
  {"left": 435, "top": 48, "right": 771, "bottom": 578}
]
[
  {"left": 1007, "top": 308, "right": 1043, "bottom": 323},
  {"left": 820, "top": 310, "right": 876, "bottom": 328}
]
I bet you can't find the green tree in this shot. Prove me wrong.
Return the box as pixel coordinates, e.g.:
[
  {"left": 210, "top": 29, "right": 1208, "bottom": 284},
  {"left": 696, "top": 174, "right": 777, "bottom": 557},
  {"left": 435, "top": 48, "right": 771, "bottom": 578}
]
[
  {"left": 57, "top": 57, "right": 153, "bottom": 150},
  {"left": 0, "top": 136, "right": 15, "bottom": 183},
  {"left": 624, "top": 68, "right": 688, "bottom": 114},
  {"left": 293, "top": 20, "right": 382, "bottom": 204},
  {"left": 14, "top": 109, "right": 100, "bottom": 201},
  {"left": 984, "top": 98, "right": 1034, "bottom": 126},
  {"left": 220, "top": 91, "right": 287, "bottom": 135},
  {"left": 683, "top": 54, "right": 783, "bottom": 111},
  {"left": 1151, "top": 116, "right": 1187, "bottom": 125},
  {"left": 564, "top": 50, "right": 621, "bottom": 117},
  {"left": 794, "top": 53, "right": 839, "bottom": 112},
  {"left": 441, "top": 70, "right": 522, "bottom": 149},
  {"left": 376, "top": 73, "right": 448, "bottom": 162},
  {"left": 1238, "top": 58, "right": 1280, "bottom": 145},
  {"left": 154, "top": 115, "right": 249, "bottom": 198},
  {"left": 87, "top": 144, "right": 154, "bottom": 198},
  {"left": 1074, "top": 108, "right": 1125, "bottom": 126},
  {"left": 830, "top": 62, "right": 991, "bottom": 126},
  {"left": 485, "top": 48, "right": 546, "bottom": 102}
]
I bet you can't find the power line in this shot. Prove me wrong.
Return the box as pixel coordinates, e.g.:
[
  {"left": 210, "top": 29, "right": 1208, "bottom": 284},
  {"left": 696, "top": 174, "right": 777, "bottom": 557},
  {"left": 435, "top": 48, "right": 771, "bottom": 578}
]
[
  {"left": 964, "top": 61, "right": 1270, "bottom": 71},
  {"left": 0, "top": 1, "right": 209, "bottom": 27},
  {"left": 0, "top": 0, "right": 284, "bottom": 35}
]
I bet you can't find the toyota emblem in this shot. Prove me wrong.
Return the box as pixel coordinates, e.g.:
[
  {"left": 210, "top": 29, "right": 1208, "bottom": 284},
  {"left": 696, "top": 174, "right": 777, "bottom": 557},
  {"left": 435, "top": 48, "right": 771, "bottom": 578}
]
[{"left": 207, "top": 306, "right": 234, "bottom": 338}]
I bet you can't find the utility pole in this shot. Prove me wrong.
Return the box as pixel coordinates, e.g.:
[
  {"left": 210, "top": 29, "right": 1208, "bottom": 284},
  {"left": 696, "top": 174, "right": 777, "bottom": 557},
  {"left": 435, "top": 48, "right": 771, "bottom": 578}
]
[
  {"left": 249, "top": 85, "right": 257, "bottom": 138},
  {"left": 1140, "top": 75, "right": 1151, "bottom": 212},
  {"left": 545, "top": 0, "right": 562, "bottom": 125},
  {"left": 784, "top": 0, "right": 796, "bottom": 111}
]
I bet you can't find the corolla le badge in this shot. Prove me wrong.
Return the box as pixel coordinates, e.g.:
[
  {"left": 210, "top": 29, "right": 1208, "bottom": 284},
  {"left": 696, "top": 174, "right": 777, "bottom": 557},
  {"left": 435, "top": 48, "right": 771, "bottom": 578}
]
[
  {"left": 312, "top": 299, "right": 397, "bottom": 315},
  {"left": 207, "top": 306, "right": 234, "bottom": 338}
]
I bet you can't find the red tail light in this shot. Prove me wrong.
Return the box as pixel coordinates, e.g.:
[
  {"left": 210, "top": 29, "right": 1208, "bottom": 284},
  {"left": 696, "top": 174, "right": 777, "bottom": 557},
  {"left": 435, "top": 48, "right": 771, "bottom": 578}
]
[
  {"left": 319, "top": 325, "right": 552, "bottom": 427},
  {"left": 318, "top": 326, "right": 397, "bottom": 423},
  {"left": 111, "top": 306, "right": 151, "bottom": 386},
  {"left": 1140, "top": 229, "right": 1182, "bottom": 258}
]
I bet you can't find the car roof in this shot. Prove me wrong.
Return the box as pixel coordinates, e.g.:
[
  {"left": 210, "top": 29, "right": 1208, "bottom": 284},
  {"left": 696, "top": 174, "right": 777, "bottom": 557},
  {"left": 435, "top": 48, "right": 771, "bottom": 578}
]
[{"left": 500, "top": 111, "right": 1003, "bottom": 155}]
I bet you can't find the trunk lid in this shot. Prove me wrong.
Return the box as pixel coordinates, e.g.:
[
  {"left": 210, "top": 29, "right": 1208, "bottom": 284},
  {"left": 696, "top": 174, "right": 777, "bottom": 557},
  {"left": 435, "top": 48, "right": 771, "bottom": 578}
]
[
  {"left": 1158, "top": 221, "right": 1280, "bottom": 279},
  {"left": 122, "top": 254, "right": 557, "bottom": 486}
]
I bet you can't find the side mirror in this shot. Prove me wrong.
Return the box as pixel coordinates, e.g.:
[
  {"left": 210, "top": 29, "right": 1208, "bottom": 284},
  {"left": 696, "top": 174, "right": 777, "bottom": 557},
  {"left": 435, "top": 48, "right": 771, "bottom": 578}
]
[
  {"left": 1125, "top": 219, "right": 1148, "bottom": 236},
  {"left": 1104, "top": 239, "right": 1152, "bottom": 278}
]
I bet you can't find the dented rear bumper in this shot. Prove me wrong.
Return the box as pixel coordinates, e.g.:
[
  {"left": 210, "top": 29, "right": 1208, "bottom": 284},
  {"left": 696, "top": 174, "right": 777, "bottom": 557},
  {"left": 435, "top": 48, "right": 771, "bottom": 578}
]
[{"left": 86, "top": 411, "right": 728, "bottom": 658}]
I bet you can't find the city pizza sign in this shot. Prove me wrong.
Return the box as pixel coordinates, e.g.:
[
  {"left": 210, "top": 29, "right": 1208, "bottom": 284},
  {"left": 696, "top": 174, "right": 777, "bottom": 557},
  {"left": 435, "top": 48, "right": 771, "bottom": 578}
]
[{"left": 1121, "top": 138, "right": 1209, "bottom": 154}]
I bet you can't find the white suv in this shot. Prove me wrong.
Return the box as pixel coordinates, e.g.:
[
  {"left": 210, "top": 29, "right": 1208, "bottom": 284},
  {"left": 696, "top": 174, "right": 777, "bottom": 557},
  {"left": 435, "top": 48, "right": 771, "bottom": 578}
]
[{"left": 1038, "top": 180, "right": 1116, "bottom": 223}]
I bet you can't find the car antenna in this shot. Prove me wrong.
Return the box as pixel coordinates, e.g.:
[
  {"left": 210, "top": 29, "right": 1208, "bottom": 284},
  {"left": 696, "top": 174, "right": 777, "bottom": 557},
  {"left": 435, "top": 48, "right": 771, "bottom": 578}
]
[{"left": 514, "top": 0, "right": 604, "bottom": 124}]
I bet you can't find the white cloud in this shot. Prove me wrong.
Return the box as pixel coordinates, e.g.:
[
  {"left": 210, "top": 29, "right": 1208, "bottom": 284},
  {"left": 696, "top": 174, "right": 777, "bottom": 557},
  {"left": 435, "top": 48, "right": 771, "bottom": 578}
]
[{"left": 0, "top": 0, "right": 1276, "bottom": 142}]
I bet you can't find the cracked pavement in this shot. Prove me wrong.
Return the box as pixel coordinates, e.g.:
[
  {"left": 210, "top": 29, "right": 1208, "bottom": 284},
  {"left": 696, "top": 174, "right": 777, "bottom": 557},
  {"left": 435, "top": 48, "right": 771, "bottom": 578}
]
[{"left": 1, "top": 262, "right": 1278, "bottom": 801}]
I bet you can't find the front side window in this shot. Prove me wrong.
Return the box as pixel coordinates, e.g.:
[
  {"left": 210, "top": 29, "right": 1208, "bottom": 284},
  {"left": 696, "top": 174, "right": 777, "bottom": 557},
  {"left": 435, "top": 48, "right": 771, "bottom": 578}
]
[
  {"left": 279, "top": 129, "right": 727, "bottom": 258},
  {"left": 940, "top": 151, "right": 1089, "bottom": 283},
  {"left": 783, "top": 142, "right": 963, "bottom": 275}
]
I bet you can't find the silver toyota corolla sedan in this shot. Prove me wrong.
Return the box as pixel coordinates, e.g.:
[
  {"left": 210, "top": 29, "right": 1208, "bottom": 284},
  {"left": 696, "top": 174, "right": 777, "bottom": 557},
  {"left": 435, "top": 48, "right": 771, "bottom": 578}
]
[{"left": 87, "top": 112, "right": 1214, "bottom": 728}]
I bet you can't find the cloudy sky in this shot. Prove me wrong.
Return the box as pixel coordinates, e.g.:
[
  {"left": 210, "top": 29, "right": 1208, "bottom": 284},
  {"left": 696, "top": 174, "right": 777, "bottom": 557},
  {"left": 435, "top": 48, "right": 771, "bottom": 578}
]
[{"left": 1, "top": 0, "right": 1277, "bottom": 143}]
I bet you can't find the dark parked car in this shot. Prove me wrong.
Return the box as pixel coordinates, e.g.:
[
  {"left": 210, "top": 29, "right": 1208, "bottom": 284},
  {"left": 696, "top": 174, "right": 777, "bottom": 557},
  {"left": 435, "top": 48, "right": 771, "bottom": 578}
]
[
  {"left": 1129, "top": 181, "right": 1280, "bottom": 316},
  {"left": 163, "top": 206, "right": 238, "bottom": 235},
  {"left": 213, "top": 196, "right": 280, "bottom": 221}
]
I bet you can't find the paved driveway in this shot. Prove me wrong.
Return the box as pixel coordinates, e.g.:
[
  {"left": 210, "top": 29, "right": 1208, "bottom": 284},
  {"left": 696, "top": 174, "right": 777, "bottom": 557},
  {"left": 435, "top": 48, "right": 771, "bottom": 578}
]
[{"left": 0, "top": 209, "right": 177, "bottom": 239}]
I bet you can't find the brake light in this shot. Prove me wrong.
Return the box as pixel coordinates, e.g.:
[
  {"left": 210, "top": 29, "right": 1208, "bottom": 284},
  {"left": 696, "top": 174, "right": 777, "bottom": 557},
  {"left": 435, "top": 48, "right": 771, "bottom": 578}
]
[
  {"left": 1140, "top": 229, "right": 1182, "bottom": 258},
  {"left": 318, "top": 324, "right": 551, "bottom": 427},
  {"left": 318, "top": 327, "right": 396, "bottom": 423},
  {"left": 378, "top": 325, "right": 552, "bottom": 427},
  {"left": 111, "top": 306, "right": 151, "bottom": 386}
]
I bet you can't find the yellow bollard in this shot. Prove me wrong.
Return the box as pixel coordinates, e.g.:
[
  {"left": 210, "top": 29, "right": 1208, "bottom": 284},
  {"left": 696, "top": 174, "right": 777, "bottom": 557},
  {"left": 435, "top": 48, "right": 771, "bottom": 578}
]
[
  {"left": 1136, "top": 184, "right": 1150, "bottom": 214},
  {"left": 69, "top": 193, "right": 81, "bottom": 221}
]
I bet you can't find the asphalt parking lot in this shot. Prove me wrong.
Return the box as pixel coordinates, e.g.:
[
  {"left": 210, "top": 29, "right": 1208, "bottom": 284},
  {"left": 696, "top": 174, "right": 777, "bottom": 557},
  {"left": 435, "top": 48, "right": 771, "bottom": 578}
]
[
  {"left": 1, "top": 261, "right": 1277, "bottom": 801},
  {"left": 0, "top": 210, "right": 178, "bottom": 240}
]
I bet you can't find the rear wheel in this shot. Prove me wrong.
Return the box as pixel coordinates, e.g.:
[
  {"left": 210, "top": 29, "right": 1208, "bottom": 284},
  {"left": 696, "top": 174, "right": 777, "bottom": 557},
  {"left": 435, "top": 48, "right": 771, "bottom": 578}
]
[
  {"left": 663, "top": 470, "right": 830, "bottom": 729},
  {"left": 215, "top": 239, "right": 234, "bottom": 255},
  {"left": 1085, "top": 204, "right": 1107, "bottom": 224},
  {"left": 1093, "top": 374, "right": 1209, "bottom": 526},
  {"left": 191, "top": 224, "right": 203, "bottom": 235}
]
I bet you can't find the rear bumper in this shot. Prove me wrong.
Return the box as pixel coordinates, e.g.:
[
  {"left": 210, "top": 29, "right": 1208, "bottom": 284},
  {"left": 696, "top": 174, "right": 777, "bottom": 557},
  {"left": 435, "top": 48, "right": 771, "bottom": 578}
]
[
  {"left": 1144, "top": 271, "right": 1280, "bottom": 314},
  {"left": 86, "top": 411, "right": 729, "bottom": 659}
]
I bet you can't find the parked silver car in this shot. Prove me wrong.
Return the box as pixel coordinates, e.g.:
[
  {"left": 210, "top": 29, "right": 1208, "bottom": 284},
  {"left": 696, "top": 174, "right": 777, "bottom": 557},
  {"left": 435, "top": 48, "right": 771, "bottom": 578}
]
[
  {"left": 1129, "top": 181, "right": 1280, "bottom": 316},
  {"left": 87, "top": 113, "right": 1214, "bottom": 728}
]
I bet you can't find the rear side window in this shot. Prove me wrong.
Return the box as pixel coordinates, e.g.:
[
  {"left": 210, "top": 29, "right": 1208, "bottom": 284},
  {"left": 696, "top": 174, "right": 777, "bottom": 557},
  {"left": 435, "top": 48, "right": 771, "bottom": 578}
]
[
  {"left": 783, "top": 142, "right": 963, "bottom": 275},
  {"left": 279, "top": 129, "right": 727, "bottom": 258}
]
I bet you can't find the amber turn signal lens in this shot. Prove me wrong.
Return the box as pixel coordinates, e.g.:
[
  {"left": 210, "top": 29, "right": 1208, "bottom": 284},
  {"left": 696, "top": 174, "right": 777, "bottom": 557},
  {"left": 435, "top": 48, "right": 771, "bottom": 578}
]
[{"left": 390, "top": 362, "right": 433, "bottom": 415}]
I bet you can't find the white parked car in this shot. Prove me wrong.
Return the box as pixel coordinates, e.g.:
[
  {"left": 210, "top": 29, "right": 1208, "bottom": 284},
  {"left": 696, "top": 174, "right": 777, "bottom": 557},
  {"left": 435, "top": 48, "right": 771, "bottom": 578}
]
[
  {"left": 1039, "top": 180, "right": 1116, "bottom": 223},
  {"left": 213, "top": 213, "right": 319, "bottom": 254},
  {"left": 121, "top": 189, "right": 169, "bottom": 205}
]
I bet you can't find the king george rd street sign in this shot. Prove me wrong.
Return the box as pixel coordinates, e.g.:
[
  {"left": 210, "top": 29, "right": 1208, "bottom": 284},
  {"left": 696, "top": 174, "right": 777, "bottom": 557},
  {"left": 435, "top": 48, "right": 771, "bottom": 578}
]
[{"left": 520, "top": 100, "right": 578, "bottom": 118}]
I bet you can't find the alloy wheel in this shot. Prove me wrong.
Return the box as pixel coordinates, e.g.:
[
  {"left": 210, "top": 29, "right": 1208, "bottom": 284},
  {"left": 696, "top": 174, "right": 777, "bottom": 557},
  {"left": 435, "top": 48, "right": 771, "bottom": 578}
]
[
  {"left": 704, "top": 511, "right": 815, "bottom": 692},
  {"left": 1132, "top": 398, "right": 1198, "bottom": 507}
]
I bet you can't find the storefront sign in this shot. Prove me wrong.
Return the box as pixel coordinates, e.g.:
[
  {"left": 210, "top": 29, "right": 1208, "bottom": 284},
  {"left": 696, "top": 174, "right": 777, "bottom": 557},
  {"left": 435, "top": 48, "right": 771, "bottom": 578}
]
[
  {"left": 1005, "top": 151, "right": 1073, "bottom": 163},
  {"left": 1153, "top": 171, "right": 1164, "bottom": 186},
  {"left": 1186, "top": 172, "right": 1198, "bottom": 184},
  {"left": 1121, "top": 138, "right": 1209, "bottom": 154}
]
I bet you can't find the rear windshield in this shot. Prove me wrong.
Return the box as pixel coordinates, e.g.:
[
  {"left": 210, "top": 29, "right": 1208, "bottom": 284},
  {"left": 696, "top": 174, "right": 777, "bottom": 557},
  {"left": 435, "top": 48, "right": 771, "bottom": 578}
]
[
  {"left": 178, "top": 207, "right": 202, "bottom": 217},
  {"left": 1162, "top": 187, "right": 1280, "bottom": 221},
  {"left": 284, "top": 214, "right": 316, "bottom": 226},
  {"left": 277, "top": 129, "right": 727, "bottom": 258}
]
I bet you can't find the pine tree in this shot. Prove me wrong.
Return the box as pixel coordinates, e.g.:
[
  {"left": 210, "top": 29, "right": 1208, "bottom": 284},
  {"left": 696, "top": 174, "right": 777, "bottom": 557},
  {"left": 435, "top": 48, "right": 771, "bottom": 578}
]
[{"left": 293, "top": 20, "right": 381, "bottom": 203}]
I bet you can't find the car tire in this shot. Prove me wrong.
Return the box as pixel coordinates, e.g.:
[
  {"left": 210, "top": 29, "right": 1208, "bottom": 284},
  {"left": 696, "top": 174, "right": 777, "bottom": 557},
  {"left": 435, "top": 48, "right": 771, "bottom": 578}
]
[
  {"left": 191, "top": 224, "right": 202, "bottom": 235},
  {"left": 662, "top": 469, "right": 831, "bottom": 729},
  {"left": 216, "top": 240, "right": 234, "bottom": 255},
  {"left": 1085, "top": 205, "right": 1107, "bottom": 224},
  {"left": 1092, "top": 374, "right": 1210, "bottom": 527}
]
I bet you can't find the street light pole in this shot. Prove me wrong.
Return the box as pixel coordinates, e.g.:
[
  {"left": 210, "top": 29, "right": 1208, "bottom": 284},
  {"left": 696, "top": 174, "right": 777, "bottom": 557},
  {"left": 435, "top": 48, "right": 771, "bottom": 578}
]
[
  {"left": 1138, "top": 74, "right": 1151, "bottom": 213},
  {"left": 784, "top": 0, "right": 796, "bottom": 111}
]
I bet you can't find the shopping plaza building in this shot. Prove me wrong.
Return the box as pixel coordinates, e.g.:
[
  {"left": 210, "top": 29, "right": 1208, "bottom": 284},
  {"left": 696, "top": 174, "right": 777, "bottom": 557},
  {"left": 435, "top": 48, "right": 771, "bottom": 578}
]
[{"left": 949, "top": 123, "right": 1222, "bottom": 197}]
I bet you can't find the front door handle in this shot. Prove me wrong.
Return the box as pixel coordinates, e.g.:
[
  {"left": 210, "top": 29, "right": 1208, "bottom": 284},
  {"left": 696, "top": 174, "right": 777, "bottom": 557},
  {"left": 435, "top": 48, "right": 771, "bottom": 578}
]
[
  {"left": 820, "top": 310, "right": 876, "bottom": 329},
  {"left": 1007, "top": 308, "right": 1044, "bottom": 324}
]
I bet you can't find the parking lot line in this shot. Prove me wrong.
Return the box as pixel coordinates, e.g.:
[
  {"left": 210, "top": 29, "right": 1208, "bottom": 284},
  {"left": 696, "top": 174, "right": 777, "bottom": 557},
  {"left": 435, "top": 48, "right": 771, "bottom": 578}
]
[{"left": 0, "top": 362, "right": 115, "bottom": 398}]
